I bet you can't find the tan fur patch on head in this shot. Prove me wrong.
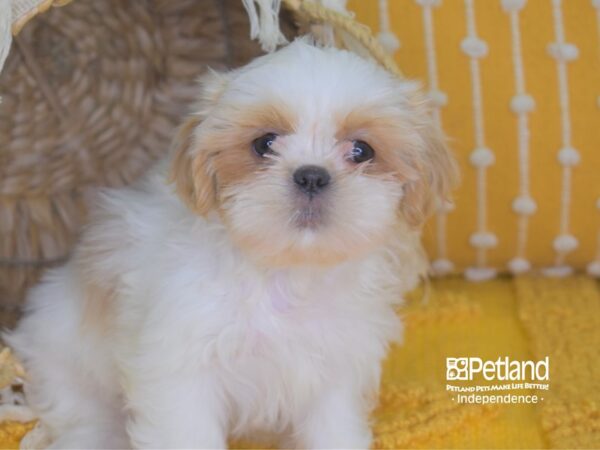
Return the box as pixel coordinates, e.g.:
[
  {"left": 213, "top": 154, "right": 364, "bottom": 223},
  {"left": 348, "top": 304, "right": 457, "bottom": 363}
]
[
  {"left": 204, "top": 102, "right": 296, "bottom": 189},
  {"left": 337, "top": 105, "right": 458, "bottom": 227},
  {"left": 170, "top": 116, "right": 209, "bottom": 213},
  {"left": 337, "top": 109, "right": 422, "bottom": 181},
  {"left": 170, "top": 102, "right": 297, "bottom": 215}
]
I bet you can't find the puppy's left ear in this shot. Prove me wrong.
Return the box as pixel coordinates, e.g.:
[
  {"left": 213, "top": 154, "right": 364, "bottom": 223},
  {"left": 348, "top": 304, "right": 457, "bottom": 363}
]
[
  {"left": 169, "top": 70, "right": 229, "bottom": 215},
  {"left": 400, "top": 103, "right": 459, "bottom": 227}
]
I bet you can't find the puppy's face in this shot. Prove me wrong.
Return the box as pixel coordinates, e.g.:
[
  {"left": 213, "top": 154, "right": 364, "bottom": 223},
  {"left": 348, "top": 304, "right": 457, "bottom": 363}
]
[{"left": 172, "top": 41, "right": 457, "bottom": 267}]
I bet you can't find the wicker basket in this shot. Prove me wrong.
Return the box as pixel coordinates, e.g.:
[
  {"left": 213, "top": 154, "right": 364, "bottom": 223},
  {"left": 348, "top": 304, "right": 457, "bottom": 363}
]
[{"left": 0, "top": 0, "right": 297, "bottom": 316}]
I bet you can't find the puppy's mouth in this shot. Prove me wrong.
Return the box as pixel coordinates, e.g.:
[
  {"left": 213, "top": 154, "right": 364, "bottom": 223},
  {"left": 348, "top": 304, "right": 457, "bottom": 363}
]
[{"left": 292, "top": 197, "right": 327, "bottom": 229}]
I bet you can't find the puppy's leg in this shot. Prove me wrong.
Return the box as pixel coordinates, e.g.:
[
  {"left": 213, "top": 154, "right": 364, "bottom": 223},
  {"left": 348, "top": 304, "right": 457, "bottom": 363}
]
[
  {"left": 19, "top": 359, "right": 128, "bottom": 449},
  {"left": 294, "top": 385, "right": 373, "bottom": 449},
  {"left": 126, "top": 371, "right": 228, "bottom": 449},
  {"left": 48, "top": 423, "right": 129, "bottom": 450},
  {"left": 5, "top": 267, "right": 126, "bottom": 449}
]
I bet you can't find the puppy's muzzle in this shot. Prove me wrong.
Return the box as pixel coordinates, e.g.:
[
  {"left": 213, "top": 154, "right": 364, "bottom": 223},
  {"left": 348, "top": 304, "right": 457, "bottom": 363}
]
[{"left": 293, "top": 165, "right": 330, "bottom": 197}]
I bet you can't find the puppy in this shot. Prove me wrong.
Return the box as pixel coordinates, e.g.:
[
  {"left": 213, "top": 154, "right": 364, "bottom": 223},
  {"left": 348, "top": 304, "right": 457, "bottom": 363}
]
[{"left": 6, "top": 39, "right": 457, "bottom": 449}]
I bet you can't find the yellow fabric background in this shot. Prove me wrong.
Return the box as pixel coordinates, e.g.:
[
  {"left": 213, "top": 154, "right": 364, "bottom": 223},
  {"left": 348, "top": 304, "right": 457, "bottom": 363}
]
[{"left": 348, "top": 0, "right": 600, "bottom": 273}]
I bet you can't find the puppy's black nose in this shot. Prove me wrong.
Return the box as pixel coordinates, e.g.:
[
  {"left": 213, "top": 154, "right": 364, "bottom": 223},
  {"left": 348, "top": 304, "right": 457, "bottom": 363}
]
[{"left": 293, "top": 165, "right": 331, "bottom": 196}]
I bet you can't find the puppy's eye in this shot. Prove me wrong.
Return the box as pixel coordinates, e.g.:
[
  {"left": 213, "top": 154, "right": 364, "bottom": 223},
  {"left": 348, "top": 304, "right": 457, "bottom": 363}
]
[
  {"left": 350, "top": 140, "right": 375, "bottom": 163},
  {"left": 252, "top": 133, "right": 278, "bottom": 157}
]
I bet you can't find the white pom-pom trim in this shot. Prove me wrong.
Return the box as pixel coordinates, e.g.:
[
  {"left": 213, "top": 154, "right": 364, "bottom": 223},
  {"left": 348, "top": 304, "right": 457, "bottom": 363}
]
[
  {"left": 541, "top": 265, "right": 573, "bottom": 278},
  {"left": 557, "top": 147, "right": 580, "bottom": 167},
  {"left": 469, "top": 231, "right": 498, "bottom": 249},
  {"left": 416, "top": 0, "right": 442, "bottom": 6},
  {"left": 469, "top": 147, "right": 495, "bottom": 167},
  {"left": 510, "top": 94, "right": 535, "bottom": 113},
  {"left": 512, "top": 196, "right": 537, "bottom": 215},
  {"left": 465, "top": 266, "right": 497, "bottom": 282},
  {"left": 547, "top": 42, "right": 579, "bottom": 62},
  {"left": 501, "top": 0, "right": 527, "bottom": 11},
  {"left": 587, "top": 261, "right": 600, "bottom": 277},
  {"left": 377, "top": 31, "right": 400, "bottom": 53},
  {"left": 553, "top": 234, "right": 579, "bottom": 253},
  {"left": 460, "top": 37, "right": 489, "bottom": 58},
  {"left": 428, "top": 89, "right": 448, "bottom": 107},
  {"left": 432, "top": 258, "right": 454, "bottom": 275},
  {"left": 508, "top": 257, "right": 531, "bottom": 274}
]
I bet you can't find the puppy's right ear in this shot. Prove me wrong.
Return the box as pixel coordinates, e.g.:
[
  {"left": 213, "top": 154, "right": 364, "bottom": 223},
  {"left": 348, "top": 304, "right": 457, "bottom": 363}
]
[{"left": 169, "top": 70, "right": 229, "bottom": 215}]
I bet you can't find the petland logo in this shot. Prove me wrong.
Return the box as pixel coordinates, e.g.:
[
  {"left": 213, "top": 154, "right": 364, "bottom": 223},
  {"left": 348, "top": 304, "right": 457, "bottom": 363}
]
[
  {"left": 446, "top": 357, "right": 549, "bottom": 381},
  {"left": 446, "top": 357, "right": 550, "bottom": 405}
]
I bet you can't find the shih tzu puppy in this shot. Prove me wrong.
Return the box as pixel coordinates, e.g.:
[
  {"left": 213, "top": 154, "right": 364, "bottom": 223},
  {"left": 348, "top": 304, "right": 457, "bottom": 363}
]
[{"left": 6, "top": 39, "right": 456, "bottom": 449}]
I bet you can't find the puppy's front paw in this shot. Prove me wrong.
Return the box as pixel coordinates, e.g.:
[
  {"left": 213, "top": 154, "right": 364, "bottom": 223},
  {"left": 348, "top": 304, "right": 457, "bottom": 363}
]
[
  {"left": 299, "top": 427, "right": 372, "bottom": 450},
  {"left": 295, "top": 387, "right": 373, "bottom": 449},
  {"left": 128, "top": 418, "right": 227, "bottom": 450}
]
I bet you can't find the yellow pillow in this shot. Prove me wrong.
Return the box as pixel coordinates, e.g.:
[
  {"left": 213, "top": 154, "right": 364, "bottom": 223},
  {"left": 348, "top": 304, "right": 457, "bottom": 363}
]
[{"left": 348, "top": 0, "right": 600, "bottom": 279}]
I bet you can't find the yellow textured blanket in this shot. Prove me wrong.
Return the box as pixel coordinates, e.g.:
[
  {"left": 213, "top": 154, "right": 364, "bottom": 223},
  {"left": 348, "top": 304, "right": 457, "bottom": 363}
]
[{"left": 1, "top": 276, "right": 598, "bottom": 449}]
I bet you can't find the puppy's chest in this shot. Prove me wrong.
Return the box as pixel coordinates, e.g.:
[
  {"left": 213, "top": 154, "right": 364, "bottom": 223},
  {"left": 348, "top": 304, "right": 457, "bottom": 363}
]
[
  {"left": 214, "top": 271, "right": 362, "bottom": 353},
  {"left": 185, "top": 268, "right": 399, "bottom": 431},
  {"left": 217, "top": 272, "right": 387, "bottom": 420},
  {"left": 235, "top": 272, "right": 348, "bottom": 344}
]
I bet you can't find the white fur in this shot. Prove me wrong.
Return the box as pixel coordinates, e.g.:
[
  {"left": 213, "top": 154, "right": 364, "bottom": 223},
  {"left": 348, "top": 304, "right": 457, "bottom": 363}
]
[{"left": 6, "top": 40, "right": 438, "bottom": 449}]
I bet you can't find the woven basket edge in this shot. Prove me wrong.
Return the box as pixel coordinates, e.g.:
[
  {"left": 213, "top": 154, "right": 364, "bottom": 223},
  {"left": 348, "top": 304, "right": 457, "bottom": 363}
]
[{"left": 12, "top": 0, "right": 73, "bottom": 36}]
